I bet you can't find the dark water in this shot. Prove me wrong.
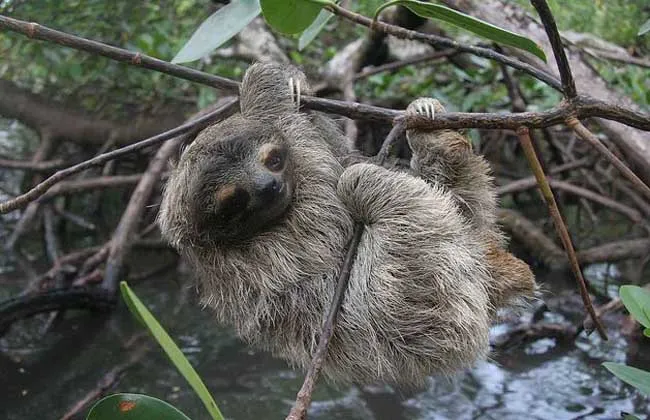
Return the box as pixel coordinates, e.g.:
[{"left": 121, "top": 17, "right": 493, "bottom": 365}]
[{"left": 0, "top": 268, "right": 648, "bottom": 420}]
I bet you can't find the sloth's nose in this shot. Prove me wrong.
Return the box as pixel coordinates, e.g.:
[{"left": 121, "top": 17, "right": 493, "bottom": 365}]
[{"left": 254, "top": 174, "right": 282, "bottom": 202}]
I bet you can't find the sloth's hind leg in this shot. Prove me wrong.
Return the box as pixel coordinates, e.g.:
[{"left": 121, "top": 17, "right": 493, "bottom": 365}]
[{"left": 406, "top": 97, "right": 496, "bottom": 233}]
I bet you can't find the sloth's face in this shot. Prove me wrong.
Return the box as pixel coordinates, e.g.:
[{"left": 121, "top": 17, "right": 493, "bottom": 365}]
[{"left": 187, "top": 127, "right": 294, "bottom": 244}]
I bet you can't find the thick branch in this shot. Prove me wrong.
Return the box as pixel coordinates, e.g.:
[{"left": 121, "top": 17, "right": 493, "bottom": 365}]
[{"left": 0, "top": 79, "right": 185, "bottom": 146}]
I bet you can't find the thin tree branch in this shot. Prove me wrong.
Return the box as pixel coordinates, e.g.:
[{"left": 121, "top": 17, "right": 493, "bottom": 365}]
[
  {"left": 2, "top": 14, "right": 649, "bottom": 132},
  {"left": 530, "top": 0, "right": 577, "bottom": 98},
  {"left": 325, "top": 2, "right": 562, "bottom": 91},
  {"left": 0, "top": 158, "right": 67, "bottom": 171},
  {"left": 287, "top": 122, "right": 406, "bottom": 420},
  {"left": 354, "top": 49, "right": 458, "bottom": 80},
  {"left": 0, "top": 98, "right": 239, "bottom": 214},
  {"left": 0, "top": 15, "right": 239, "bottom": 93},
  {"left": 567, "top": 117, "right": 650, "bottom": 203},
  {"left": 517, "top": 126, "right": 607, "bottom": 340}
]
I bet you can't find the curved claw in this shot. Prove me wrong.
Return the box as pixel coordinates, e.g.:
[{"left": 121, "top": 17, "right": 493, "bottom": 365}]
[{"left": 288, "top": 77, "right": 301, "bottom": 110}]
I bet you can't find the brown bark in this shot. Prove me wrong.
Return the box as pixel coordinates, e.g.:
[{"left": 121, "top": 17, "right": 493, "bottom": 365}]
[{"left": 0, "top": 79, "right": 185, "bottom": 146}]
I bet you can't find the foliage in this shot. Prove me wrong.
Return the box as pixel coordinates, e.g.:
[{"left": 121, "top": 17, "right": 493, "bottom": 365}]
[
  {"left": 602, "top": 285, "right": 650, "bottom": 403},
  {"left": 0, "top": 0, "right": 246, "bottom": 117},
  {"left": 172, "top": 0, "right": 261, "bottom": 64},
  {"left": 117, "top": 282, "right": 224, "bottom": 420},
  {"left": 374, "top": 0, "right": 546, "bottom": 61},
  {"left": 171, "top": 0, "right": 545, "bottom": 64},
  {"left": 87, "top": 394, "right": 192, "bottom": 420},
  {"left": 509, "top": 0, "right": 650, "bottom": 51},
  {"left": 85, "top": 282, "right": 227, "bottom": 419}
]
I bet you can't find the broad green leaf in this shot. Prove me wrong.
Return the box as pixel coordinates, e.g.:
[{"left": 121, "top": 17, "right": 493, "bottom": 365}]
[
  {"left": 119, "top": 282, "right": 224, "bottom": 420},
  {"left": 619, "top": 285, "right": 650, "bottom": 328},
  {"left": 172, "top": 0, "right": 261, "bottom": 63},
  {"left": 603, "top": 362, "right": 650, "bottom": 395},
  {"left": 375, "top": 0, "right": 547, "bottom": 62},
  {"left": 645, "top": 328, "right": 650, "bottom": 338},
  {"left": 299, "top": 9, "right": 334, "bottom": 51},
  {"left": 639, "top": 19, "right": 650, "bottom": 36},
  {"left": 260, "top": 0, "right": 329, "bottom": 35},
  {"left": 87, "top": 393, "right": 191, "bottom": 420},
  {"left": 623, "top": 414, "right": 641, "bottom": 420}
]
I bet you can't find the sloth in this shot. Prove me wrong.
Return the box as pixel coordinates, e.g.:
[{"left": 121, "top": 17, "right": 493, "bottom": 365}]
[{"left": 158, "top": 62, "right": 536, "bottom": 386}]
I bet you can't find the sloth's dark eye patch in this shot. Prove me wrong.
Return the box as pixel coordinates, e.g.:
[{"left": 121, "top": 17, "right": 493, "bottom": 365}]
[{"left": 215, "top": 185, "right": 250, "bottom": 219}]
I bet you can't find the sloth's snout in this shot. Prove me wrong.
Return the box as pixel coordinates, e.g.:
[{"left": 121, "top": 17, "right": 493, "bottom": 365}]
[{"left": 253, "top": 174, "right": 284, "bottom": 204}]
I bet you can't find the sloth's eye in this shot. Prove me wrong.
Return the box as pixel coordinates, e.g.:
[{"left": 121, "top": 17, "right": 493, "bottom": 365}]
[{"left": 260, "top": 144, "right": 286, "bottom": 172}]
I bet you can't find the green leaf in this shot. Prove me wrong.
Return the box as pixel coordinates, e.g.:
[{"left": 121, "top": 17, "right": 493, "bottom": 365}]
[
  {"left": 639, "top": 19, "right": 650, "bottom": 36},
  {"left": 172, "top": 0, "right": 261, "bottom": 63},
  {"left": 644, "top": 328, "right": 650, "bottom": 338},
  {"left": 603, "top": 362, "right": 650, "bottom": 395},
  {"left": 119, "top": 282, "right": 224, "bottom": 420},
  {"left": 619, "top": 285, "right": 650, "bottom": 328},
  {"left": 375, "top": 0, "right": 547, "bottom": 62},
  {"left": 87, "top": 393, "right": 191, "bottom": 420},
  {"left": 260, "top": 0, "right": 330, "bottom": 35},
  {"left": 298, "top": 9, "right": 334, "bottom": 51},
  {"left": 623, "top": 414, "right": 641, "bottom": 420}
]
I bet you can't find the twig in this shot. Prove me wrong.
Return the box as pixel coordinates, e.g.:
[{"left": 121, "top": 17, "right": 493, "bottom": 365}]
[
  {"left": 0, "top": 98, "right": 239, "bottom": 214},
  {"left": 354, "top": 49, "right": 458, "bottom": 80},
  {"left": 42, "top": 205, "right": 61, "bottom": 264},
  {"left": 287, "top": 123, "right": 405, "bottom": 420},
  {"left": 516, "top": 126, "right": 607, "bottom": 339},
  {"left": 497, "top": 156, "right": 593, "bottom": 194},
  {"left": 500, "top": 177, "right": 642, "bottom": 222},
  {"left": 5, "top": 134, "right": 55, "bottom": 249},
  {"left": 286, "top": 225, "right": 363, "bottom": 420},
  {"left": 53, "top": 208, "right": 97, "bottom": 231},
  {"left": 0, "top": 158, "right": 67, "bottom": 171},
  {"left": 38, "top": 174, "right": 145, "bottom": 202},
  {"left": 324, "top": 3, "right": 562, "bottom": 91},
  {"left": 530, "top": 0, "right": 577, "bottom": 98},
  {"left": 567, "top": 117, "right": 650, "bottom": 203}
]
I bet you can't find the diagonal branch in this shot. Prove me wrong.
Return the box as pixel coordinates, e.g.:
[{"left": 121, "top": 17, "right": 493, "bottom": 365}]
[
  {"left": 0, "top": 98, "right": 239, "bottom": 214},
  {"left": 530, "top": 0, "right": 577, "bottom": 98},
  {"left": 0, "top": 15, "right": 238, "bottom": 93},
  {"left": 286, "top": 122, "right": 406, "bottom": 420},
  {"left": 325, "top": 2, "right": 562, "bottom": 91},
  {"left": 566, "top": 117, "right": 650, "bottom": 203},
  {"left": 516, "top": 126, "right": 607, "bottom": 340}
]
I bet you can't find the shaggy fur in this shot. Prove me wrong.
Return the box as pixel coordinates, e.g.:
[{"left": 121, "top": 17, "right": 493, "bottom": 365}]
[{"left": 158, "top": 62, "right": 536, "bottom": 386}]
